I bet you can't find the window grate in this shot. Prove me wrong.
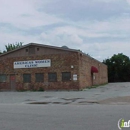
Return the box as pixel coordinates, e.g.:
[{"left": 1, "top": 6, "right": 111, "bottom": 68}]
[
  {"left": 35, "top": 73, "right": 44, "bottom": 82},
  {"left": 48, "top": 73, "right": 57, "bottom": 82},
  {"left": 23, "top": 74, "right": 31, "bottom": 83},
  {"left": 62, "top": 72, "right": 71, "bottom": 81},
  {"left": 0, "top": 74, "right": 7, "bottom": 82}
]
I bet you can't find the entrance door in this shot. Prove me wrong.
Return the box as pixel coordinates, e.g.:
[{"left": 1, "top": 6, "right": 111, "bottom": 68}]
[{"left": 10, "top": 75, "right": 16, "bottom": 91}]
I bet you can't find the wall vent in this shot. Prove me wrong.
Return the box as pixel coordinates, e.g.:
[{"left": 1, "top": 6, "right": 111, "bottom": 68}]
[{"left": 29, "top": 46, "right": 35, "bottom": 54}]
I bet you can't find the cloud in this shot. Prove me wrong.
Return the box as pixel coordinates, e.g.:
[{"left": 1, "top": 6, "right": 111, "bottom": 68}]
[
  {"left": 40, "top": 0, "right": 129, "bottom": 21},
  {"left": 79, "top": 42, "right": 130, "bottom": 61},
  {"left": 0, "top": 31, "right": 41, "bottom": 51},
  {"left": 0, "top": 0, "right": 130, "bottom": 62},
  {"left": 95, "top": 0, "right": 119, "bottom": 3},
  {"left": 0, "top": 0, "right": 62, "bottom": 29},
  {"left": 126, "top": 0, "right": 130, "bottom": 4}
]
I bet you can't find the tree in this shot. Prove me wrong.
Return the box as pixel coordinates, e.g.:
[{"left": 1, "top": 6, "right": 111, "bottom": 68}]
[
  {"left": 103, "top": 53, "right": 130, "bottom": 82},
  {"left": 4, "top": 42, "right": 23, "bottom": 53}
]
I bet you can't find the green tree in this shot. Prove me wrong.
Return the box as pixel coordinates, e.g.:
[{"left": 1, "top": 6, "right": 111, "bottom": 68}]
[
  {"left": 4, "top": 42, "right": 23, "bottom": 52},
  {"left": 103, "top": 53, "right": 130, "bottom": 82}
]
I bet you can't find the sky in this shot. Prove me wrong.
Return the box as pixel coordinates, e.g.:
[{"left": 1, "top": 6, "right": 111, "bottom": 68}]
[{"left": 0, "top": 0, "right": 130, "bottom": 61}]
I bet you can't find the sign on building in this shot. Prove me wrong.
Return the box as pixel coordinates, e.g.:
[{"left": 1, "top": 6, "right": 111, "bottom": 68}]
[
  {"left": 14, "top": 59, "right": 51, "bottom": 69},
  {"left": 73, "top": 74, "right": 77, "bottom": 81}
]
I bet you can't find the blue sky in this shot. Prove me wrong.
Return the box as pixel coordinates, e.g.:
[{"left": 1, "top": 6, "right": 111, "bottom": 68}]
[{"left": 0, "top": 0, "right": 130, "bottom": 61}]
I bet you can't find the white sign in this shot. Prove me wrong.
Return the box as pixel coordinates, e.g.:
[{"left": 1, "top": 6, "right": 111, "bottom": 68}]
[
  {"left": 73, "top": 74, "right": 77, "bottom": 81},
  {"left": 14, "top": 59, "right": 51, "bottom": 69}
]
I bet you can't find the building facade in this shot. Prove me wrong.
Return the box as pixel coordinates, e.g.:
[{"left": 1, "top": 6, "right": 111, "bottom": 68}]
[{"left": 0, "top": 43, "right": 108, "bottom": 91}]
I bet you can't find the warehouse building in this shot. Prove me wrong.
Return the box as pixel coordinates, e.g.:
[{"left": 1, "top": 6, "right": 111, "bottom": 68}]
[{"left": 0, "top": 43, "right": 108, "bottom": 91}]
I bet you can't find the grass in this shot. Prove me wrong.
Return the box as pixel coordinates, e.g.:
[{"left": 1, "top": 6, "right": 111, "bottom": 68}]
[
  {"left": 78, "top": 83, "right": 108, "bottom": 91},
  {"left": 87, "top": 83, "right": 108, "bottom": 89}
]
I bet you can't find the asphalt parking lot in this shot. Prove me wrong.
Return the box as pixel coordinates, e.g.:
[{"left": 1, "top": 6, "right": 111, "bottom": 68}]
[
  {"left": 0, "top": 83, "right": 130, "bottom": 130},
  {"left": 0, "top": 82, "right": 130, "bottom": 105}
]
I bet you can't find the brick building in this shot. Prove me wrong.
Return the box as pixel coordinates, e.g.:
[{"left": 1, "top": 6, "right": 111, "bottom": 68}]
[{"left": 0, "top": 43, "right": 108, "bottom": 91}]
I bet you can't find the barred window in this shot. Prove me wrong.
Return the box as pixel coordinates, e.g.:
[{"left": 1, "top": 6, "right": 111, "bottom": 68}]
[
  {"left": 0, "top": 74, "right": 7, "bottom": 82},
  {"left": 35, "top": 73, "right": 44, "bottom": 82},
  {"left": 23, "top": 74, "right": 31, "bottom": 83},
  {"left": 48, "top": 73, "right": 57, "bottom": 82},
  {"left": 62, "top": 72, "right": 71, "bottom": 81}
]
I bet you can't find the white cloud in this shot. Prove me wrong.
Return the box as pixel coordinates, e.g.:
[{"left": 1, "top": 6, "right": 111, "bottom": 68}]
[
  {"left": 126, "top": 0, "right": 130, "bottom": 4},
  {"left": 0, "top": 0, "right": 130, "bottom": 62},
  {"left": 40, "top": 30, "right": 83, "bottom": 48},
  {"left": 0, "top": 32, "right": 41, "bottom": 51},
  {"left": 95, "top": 0, "right": 118, "bottom": 3},
  {"left": 0, "top": 0, "right": 62, "bottom": 29},
  {"left": 79, "top": 42, "right": 130, "bottom": 61}
]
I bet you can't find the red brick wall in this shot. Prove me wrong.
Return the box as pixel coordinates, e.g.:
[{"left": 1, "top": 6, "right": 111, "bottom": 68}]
[
  {"left": 79, "top": 54, "right": 108, "bottom": 89},
  {"left": 0, "top": 49, "right": 108, "bottom": 91},
  {"left": 0, "top": 83, "right": 10, "bottom": 90},
  {"left": 0, "top": 52, "right": 80, "bottom": 91}
]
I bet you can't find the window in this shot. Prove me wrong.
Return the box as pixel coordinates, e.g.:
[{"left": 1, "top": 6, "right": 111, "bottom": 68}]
[
  {"left": 62, "top": 72, "right": 71, "bottom": 81},
  {"left": 35, "top": 73, "right": 44, "bottom": 82},
  {"left": 23, "top": 74, "right": 31, "bottom": 83},
  {"left": 48, "top": 73, "right": 57, "bottom": 82},
  {"left": 0, "top": 74, "right": 7, "bottom": 82}
]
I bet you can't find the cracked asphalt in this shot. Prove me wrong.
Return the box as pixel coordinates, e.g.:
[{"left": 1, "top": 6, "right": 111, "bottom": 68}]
[
  {"left": 0, "top": 83, "right": 130, "bottom": 130},
  {"left": 0, "top": 82, "right": 130, "bottom": 105}
]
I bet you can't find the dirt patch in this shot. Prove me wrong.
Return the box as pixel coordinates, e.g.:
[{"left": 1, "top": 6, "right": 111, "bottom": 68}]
[{"left": 99, "top": 96, "right": 130, "bottom": 105}]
